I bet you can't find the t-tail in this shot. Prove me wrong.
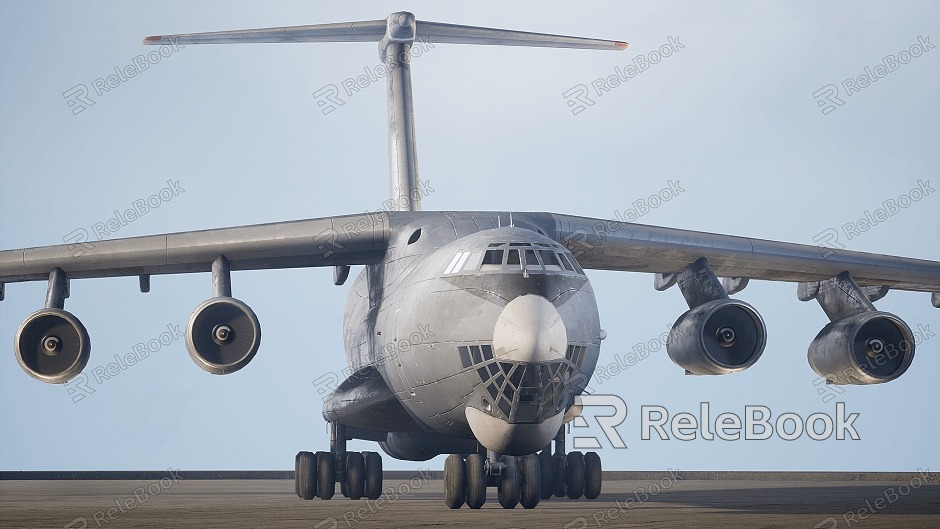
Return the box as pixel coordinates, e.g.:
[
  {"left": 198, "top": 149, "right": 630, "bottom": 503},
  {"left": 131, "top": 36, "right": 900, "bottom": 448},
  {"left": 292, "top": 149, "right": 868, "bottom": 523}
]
[{"left": 144, "top": 12, "right": 627, "bottom": 212}]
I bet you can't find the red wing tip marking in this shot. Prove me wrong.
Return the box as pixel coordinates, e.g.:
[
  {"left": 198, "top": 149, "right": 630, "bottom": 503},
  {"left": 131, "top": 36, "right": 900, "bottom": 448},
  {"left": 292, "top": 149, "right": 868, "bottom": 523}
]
[
  {"left": 615, "top": 41, "right": 629, "bottom": 50},
  {"left": 143, "top": 35, "right": 163, "bottom": 44}
]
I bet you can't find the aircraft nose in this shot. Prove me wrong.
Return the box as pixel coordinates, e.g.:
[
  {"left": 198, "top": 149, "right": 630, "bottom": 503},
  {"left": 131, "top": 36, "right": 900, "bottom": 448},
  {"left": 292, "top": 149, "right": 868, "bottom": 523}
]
[
  {"left": 465, "top": 294, "right": 569, "bottom": 455},
  {"left": 492, "top": 294, "right": 567, "bottom": 363}
]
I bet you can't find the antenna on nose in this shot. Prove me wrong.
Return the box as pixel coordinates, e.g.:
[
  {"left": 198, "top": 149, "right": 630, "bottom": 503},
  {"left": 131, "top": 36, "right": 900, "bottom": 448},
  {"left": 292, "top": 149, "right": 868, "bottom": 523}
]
[{"left": 144, "top": 12, "right": 627, "bottom": 213}]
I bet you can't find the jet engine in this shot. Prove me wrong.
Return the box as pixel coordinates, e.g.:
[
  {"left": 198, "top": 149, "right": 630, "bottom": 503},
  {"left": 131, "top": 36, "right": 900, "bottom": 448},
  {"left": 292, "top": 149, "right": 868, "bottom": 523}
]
[
  {"left": 14, "top": 308, "right": 90, "bottom": 384},
  {"left": 185, "top": 296, "right": 261, "bottom": 374},
  {"left": 807, "top": 311, "right": 914, "bottom": 385},
  {"left": 667, "top": 298, "right": 767, "bottom": 375}
]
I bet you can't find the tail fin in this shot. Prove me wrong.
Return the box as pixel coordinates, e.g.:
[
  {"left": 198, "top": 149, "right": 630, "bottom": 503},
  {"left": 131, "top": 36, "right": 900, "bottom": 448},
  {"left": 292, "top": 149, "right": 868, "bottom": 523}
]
[{"left": 145, "top": 12, "right": 627, "bottom": 212}]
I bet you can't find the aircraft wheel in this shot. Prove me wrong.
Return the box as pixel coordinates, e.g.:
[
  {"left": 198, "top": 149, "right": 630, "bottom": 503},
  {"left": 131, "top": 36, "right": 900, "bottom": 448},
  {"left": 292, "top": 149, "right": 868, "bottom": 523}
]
[
  {"left": 443, "top": 454, "right": 466, "bottom": 509},
  {"left": 297, "top": 451, "right": 317, "bottom": 500},
  {"left": 465, "top": 454, "right": 487, "bottom": 509},
  {"left": 584, "top": 452, "right": 602, "bottom": 499},
  {"left": 363, "top": 451, "right": 383, "bottom": 500},
  {"left": 317, "top": 451, "right": 335, "bottom": 500},
  {"left": 553, "top": 453, "right": 568, "bottom": 497},
  {"left": 497, "top": 455, "right": 520, "bottom": 509},
  {"left": 295, "top": 452, "right": 302, "bottom": 497},
  {"left": 346, "top": 452, "right": 365, "bottom": 500},
  {"left": 538, "top": 450, "right": 554, "bottom": 499},
  {"left": 519, "top": 454, "right": 541, "bottom": 509},
  {"left": 566, "top": 451, "right": 585, "bottom": 499}
]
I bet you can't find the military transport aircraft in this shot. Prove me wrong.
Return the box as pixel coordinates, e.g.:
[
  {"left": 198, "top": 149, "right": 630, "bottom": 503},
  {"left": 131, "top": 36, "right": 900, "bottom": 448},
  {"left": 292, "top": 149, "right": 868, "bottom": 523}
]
[{"left": 1, "top": 11, "right": 938, "bottom": 510}]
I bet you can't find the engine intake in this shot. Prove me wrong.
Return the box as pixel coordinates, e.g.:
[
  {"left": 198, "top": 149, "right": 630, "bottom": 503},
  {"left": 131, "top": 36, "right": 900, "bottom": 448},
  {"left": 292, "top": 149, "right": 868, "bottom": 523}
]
[
  {"left": 808, "top": 311, "right": 914, "bottom": 385},
  {"left": 15, "top": 308, "right": 90, "bottom": 384},
  {"left": 667, "top": 299, "right": 766, "bottom": 375},
  {"left": 186, "top": 297, "right": 261, "bottom": 374}
]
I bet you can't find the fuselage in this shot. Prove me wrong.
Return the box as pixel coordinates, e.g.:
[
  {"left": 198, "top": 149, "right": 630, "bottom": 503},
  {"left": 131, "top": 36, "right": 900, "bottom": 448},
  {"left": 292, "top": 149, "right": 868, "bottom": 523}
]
[{"left": 341, "top": 212, "right": 602, "bottom": 456}]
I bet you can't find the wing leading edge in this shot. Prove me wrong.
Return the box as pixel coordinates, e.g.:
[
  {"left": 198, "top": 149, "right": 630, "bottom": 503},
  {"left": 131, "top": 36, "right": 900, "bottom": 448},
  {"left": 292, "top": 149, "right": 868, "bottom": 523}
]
[
  {"left": 540, "top": 213, "right": 940, "bottom": 296},
  {"left": 3, "top": 210, "right": 935, "bottom": 294},
  {"left": 0, "top": 213, "right": 388, "bottom": 284}
]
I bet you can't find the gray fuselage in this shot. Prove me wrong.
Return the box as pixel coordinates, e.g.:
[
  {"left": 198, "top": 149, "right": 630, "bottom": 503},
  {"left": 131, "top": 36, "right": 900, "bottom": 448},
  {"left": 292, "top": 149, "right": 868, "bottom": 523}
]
[{"left": 340, "top": 212, "right": 602, "bottom": 456}]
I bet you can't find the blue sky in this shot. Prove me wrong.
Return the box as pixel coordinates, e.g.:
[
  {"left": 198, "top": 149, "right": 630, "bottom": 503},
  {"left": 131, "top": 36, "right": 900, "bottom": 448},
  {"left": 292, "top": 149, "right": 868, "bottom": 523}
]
[{"left": 0, "top": 1, "right": 937, "bottom": 472}]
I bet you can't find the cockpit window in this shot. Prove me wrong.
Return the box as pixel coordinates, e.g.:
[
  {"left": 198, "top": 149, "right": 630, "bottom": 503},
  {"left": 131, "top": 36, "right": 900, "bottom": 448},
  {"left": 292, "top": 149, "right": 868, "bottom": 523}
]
[
  {"left": 524, "top": 249, "right": 540, "bottom": 270},
  {"left": 567, "top": 254, "right": 584, "bottom": 274},
  {"left": 482, "top": 249, "right": 503, "bottom": 266},
  {"left": 539, "top": 250, "right": 563, "bottom": 271},
  {"left": 469, "top": 241, "right": 583, "bottom": 276},
  {"left": 506, "top": 249, "right": 521, "bottom": 267},
  {"left": 443, "top": 250, "right": 474, "bottom": 275}
]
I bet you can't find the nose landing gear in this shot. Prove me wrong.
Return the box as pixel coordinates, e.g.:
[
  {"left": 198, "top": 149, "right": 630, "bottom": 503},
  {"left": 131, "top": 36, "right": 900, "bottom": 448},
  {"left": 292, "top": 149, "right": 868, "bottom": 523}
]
[
  {"left": 442, "top": 426, "right": 602, "bottom": 509},
  {"left": 443, "top": 451, "right": 542, "bottom": 509}
]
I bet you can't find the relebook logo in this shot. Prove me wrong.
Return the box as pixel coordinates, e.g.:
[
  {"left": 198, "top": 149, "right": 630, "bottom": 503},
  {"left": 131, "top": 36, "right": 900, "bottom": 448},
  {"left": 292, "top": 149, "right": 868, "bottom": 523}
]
[{"left": 641, "top": 402, "right": 860, "bottom": 441}]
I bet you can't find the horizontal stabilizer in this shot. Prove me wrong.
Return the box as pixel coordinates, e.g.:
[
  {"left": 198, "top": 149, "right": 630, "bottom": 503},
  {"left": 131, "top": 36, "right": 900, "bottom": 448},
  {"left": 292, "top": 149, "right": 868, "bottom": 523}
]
[
  {"left": 144, "top": 12, "right": 627, "bottom": 51},
  {"left": 143, "top": 20, "right": 388, "bottom": 45},
  {"left": 415, "top": 20, "right": 627, "bottom": 50}
]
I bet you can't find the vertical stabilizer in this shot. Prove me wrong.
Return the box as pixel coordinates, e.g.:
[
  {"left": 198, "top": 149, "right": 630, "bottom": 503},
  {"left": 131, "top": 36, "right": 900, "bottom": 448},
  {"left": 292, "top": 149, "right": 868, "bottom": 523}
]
[{"left": 144, "top": 13, "right": 627, "bottom": 212}]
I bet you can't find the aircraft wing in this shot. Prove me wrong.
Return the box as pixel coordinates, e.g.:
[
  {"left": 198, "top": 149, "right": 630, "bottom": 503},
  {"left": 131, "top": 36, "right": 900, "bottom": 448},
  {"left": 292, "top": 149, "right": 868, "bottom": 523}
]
[
  {"left": 0, "top": 213, "right": 387, "bottom": 286},
  {"left": 543, "top": 213, "right": 940, "bottom": 296}
]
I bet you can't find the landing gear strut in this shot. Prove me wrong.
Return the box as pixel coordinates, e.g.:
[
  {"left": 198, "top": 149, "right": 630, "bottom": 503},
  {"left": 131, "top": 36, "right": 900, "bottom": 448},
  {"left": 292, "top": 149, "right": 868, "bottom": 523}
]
[{"left": 295, "top": 422, "right": 383, "bottom": 502}]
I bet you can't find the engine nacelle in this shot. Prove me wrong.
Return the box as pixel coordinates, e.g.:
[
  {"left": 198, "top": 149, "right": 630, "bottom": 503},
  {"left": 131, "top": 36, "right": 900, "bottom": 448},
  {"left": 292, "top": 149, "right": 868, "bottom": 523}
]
[
  {"left": 808, "top": 311, "right": 914, "bottom": 385},
  {"left": 186, "top": 297, "right": 261, "bottom": 374},
  {"left": 14, "top": 308, "right": 90, "bottom": 384},
  {"left": 667, "top": 299, "right": 767, "bottom": 375}
]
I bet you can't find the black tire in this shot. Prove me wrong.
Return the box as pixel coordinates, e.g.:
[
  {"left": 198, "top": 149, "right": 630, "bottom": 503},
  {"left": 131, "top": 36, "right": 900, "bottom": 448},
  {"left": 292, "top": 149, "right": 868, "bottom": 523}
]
[
  {"left": 295, "top": 452, "right": 302, "bottom": 497},
  {"left": 346, "top": 452, "right": 365, "bottom": 500},
  {"left": 538, "top": 450, "right": 554, "bottom": 500},
  {"left": 553, "top": 454, "right": 567, "bottom": 498},
  {"left": 497, "top": 455, "right": 520, "bottom": 509},
  {"left": 297, "top": 451, "right": 318, "bottom": 500},
  {"left": 519, "top": 454, "right": 541, "bottom": 509},
  {"left": 317, "top": 451, "right": 335, "bottom": 500},
  {"left": 465, "top": 453, "right": 487, "bottom": 509},
  {"left": 363, "top": 451, "right": 383, "bottom": 500},
  {"left": 444, "top": 454, "right": 466, "bottom": 509},
  {"left": 584, "top": 452, "right": 602, "bottom": 499},
  {"left": 566, "top": 451, "right": 585, "bottom": 499}
]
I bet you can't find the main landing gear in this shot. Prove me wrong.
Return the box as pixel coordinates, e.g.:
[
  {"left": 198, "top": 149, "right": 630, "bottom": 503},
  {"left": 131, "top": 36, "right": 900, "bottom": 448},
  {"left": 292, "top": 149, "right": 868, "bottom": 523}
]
[
  {"left": 295, "top": 422, "right": 383, "bottom": 502},
  {"left": 443, "top": 426, "right": 602, "bottom": 509}
]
